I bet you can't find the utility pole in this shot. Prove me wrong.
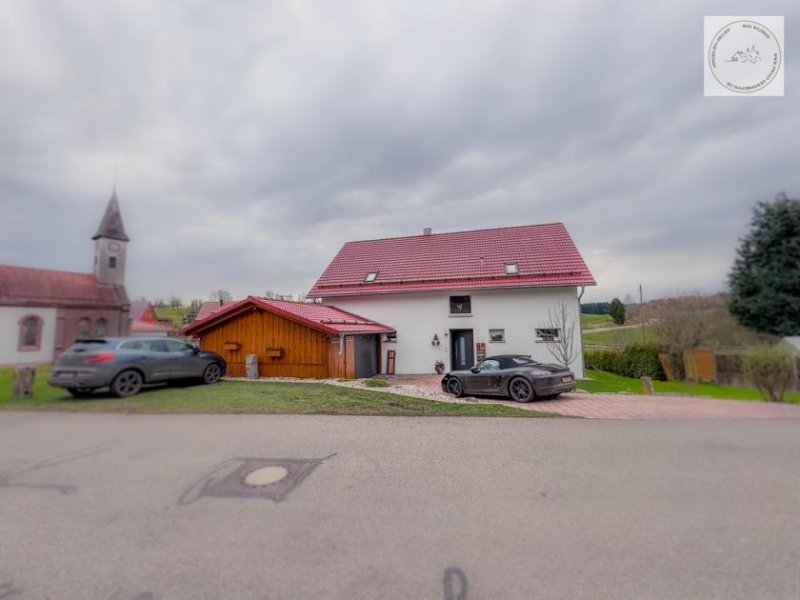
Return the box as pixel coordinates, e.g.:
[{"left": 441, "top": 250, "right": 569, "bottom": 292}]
[{"left": 639, "top": 284, "right": 646, "bottom": 343}]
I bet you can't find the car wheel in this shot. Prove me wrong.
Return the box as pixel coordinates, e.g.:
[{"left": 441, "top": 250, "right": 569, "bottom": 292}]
[
  {"left": 67, "top": 387, "right": 95, "bottom": 398},
  {"left": 202, "top": 363, "right": 222, "bottom": 385},
  {"left": 111, "top": 370, "right": 143, "bottom": 398},
  {"left": 445, "top": 377, "right": 464, "bottom": 398},
  {"left": 509, "top": 377, "right": 535, "bottom": 403}
]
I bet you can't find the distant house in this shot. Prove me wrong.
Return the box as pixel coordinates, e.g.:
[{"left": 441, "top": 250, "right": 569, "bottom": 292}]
[
  {"left": 0, "top": 191, "right": 131, "bottom": 365},
  {"left": 183, "top": 296, "right": 393, "bottom": 378},
  {"left": 308, "top": 223, "right": 595, "bottom": 377},
  {"left": 129, "top": 300, "right": 175, "bottom": 337},
  {"left": 190, "top": 300, "right": 237, "bottom": 324}
]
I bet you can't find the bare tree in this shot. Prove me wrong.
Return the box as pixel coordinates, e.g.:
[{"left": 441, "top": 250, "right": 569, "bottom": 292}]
[
  {"left": 168, "top": 295, "right": 182, "bottom": 309},
  {"left": 209, "top": 289, "right": 233, "bottom": 305},
  {"left": 544, "top": 300, "right": 579, "bottom": 368}
]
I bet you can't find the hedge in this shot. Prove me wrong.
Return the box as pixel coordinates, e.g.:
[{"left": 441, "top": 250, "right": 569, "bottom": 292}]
[{"left": 584, "top": 343, "right": 665, "bottom": 380}]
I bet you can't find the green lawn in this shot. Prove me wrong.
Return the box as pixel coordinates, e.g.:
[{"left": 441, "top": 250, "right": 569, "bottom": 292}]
[
  {"left": 580, "top": 313, "right": 614, "bottom": 329},
  {"left": 582, "top": 325, "right": 654, "bottom": 347},
  {"left": 578, "top": 369, "right": 800, "bottom": 403},
  {"left": 154, "top": 306, "right": 192, "bottom": 327},
  {"left": 0, "top": 368, "right": 554, "bottom": 417}
]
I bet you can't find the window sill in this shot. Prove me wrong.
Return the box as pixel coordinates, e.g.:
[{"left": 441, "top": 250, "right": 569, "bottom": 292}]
[
  {"left": 488, "top": 340, "right": 505, "bottom": 343},
  {"left": 448, "top": 313, "right": 473, "bottom": 318}
]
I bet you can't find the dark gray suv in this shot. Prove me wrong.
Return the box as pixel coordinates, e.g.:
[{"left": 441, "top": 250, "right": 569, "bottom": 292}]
[{"left": 49, "top": 337, "right": 227, "bottom": 398}]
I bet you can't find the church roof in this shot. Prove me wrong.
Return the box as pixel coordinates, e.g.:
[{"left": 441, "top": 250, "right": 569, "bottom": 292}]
[
  {"left": 0, "top": 264, "right": 128, "bottom": 308},
  {"left": 92, "top": 189, "right": 130, "bottom": 242}
]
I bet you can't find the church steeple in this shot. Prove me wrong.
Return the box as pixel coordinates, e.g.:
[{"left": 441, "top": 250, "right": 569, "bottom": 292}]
[
  {"left": 93, "top": 189, "right": 129, "bottom": 286},
  {"left": 92, "top": 188, "right": 130, "bottom": 242}
]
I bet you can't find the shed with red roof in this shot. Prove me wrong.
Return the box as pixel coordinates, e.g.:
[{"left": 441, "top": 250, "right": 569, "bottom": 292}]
[
  {"left": 308, "top": 223, "right": 595, "bottom": 377},
  {"left": 183, "top": 296, "right": 394, "bottom": 378}
]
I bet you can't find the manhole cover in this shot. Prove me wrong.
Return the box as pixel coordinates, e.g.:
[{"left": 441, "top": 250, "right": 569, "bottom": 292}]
[
  {"left": 245, "top": 466, "right": 289, "bottom": 486},
  {"left": 179, "top": 456, "right": 333, "bottom": 504}
]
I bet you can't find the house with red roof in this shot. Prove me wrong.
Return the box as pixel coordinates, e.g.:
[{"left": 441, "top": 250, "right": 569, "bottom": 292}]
[
  {"left": 308, "top": 223, "right": 595, "bottom": 377},
  {"left": 129, "top": 299, "right": 175, "bottom": 337},
  {"left": 0, "top": 191, "right": 131, "bottom": 365},
  {"left": 183, "top": 296, "right": 393, "bottom": 378}
]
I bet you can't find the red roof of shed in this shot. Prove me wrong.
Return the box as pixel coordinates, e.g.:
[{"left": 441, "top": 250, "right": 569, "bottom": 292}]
[
  {"left": 308, "top": 223, "right": 595, "bottom": 298},
  {"left": 183, "top": 296, "right": 393, "bottom": 336},
  {"left": 0, "top": 264, "right": 127, "bottom": 308}
]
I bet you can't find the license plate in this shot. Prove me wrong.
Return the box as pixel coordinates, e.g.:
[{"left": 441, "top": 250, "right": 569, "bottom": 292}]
[
  {"left": 561, "top": 375, "right": 573, "bottom": 383},
  {"left": 56, "top": 371, "right": 75, "bottom": 378}
]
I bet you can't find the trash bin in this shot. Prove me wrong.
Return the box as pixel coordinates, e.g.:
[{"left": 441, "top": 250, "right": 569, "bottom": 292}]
[{"left": 245, "top": 354, "right": 259, "bottom": 379}]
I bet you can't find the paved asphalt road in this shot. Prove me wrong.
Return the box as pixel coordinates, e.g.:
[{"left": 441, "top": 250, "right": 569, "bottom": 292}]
[{"left": 1, "top": 412, "right": 799, "bottom": 600}]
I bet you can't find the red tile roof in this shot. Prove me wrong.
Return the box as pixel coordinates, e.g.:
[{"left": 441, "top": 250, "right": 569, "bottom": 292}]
[
  {"left": 183, "top": 296, "right": 393, "bottom": 336},
  {"left": 308, "top": 223, "right": 595, "bottom": 298},
  {"left": 130, "top": 319, "right": 174, "bottom": 334},
  {"left": 193, "top": 300, "right": 236, "bottom": 322},
  {"left": 129, "top": 300, "right": 151, "bottom": 321},
  {"left": 0, "top": 264, "right": 127, "bottom": 308}
]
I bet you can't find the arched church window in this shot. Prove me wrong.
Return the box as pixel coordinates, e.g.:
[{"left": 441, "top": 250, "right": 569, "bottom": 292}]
[
  {"left": 78, "top": 318, "right": 91, "bottom": 338},
  {"left": 18, "top": 315, "right": 43, "bottom": 351},
  {"left": 95, "top": 318, "right": 107, "bottom": 337}
]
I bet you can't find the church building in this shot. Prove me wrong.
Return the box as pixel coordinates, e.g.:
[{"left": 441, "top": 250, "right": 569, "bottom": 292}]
[{"left": 0, "top": 191, "right": 131, "bottom": 365}]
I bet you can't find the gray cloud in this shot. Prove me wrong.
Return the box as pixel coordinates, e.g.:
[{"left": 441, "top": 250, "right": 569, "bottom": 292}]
[{"left": 1, "top": 0, "right": 798, "bottom": 304}]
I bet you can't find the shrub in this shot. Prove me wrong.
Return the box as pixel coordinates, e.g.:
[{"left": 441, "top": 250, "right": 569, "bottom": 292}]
[
  {"left": 364, "top": 378, "right": 391, "bottom": 388},
  {"left": 608, "top": 298, "right": 626, "bottom": 325},
  {"left": 584, "top": 344, "right": 665, "bottom": 380},
  {"left": 742, "top": 346, "right": 794, "bottom": 402}
]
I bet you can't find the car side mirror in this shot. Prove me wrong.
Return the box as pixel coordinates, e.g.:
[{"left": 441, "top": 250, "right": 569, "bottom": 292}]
[
  {"left": 192, "top": 346, "right": 200, "bottom": 355},
  {"left": 470, "top": 366, "right": 480, "bottom": 373}
]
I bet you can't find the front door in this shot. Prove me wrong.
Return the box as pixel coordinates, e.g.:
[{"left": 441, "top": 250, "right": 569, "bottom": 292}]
[
  {"left": 450, "top": 329, "right": 474, "bottom": 371},
  {"left": 354, "top": 335, "right": 379, "bottom": 378}
]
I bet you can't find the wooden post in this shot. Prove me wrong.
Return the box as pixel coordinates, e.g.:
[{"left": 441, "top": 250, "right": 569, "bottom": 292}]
[
  {"left": 12, "top": 366, "right": 36, "bottom": 399},
  {"left": 641, "top": 376, "right": 654, "bottom": 395}
]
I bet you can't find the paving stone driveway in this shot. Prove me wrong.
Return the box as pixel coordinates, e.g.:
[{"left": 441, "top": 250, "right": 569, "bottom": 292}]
[{"left": 384, "top": 375, "right": 800, "bottom": 419}]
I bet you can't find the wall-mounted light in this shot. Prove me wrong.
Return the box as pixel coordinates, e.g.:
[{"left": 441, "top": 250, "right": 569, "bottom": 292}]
[{"left": 431, "top": 334, "right": 440, "bottom": 346}]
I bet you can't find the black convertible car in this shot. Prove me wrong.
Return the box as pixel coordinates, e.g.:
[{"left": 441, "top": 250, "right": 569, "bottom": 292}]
[{"left": 441, "top": 354, "right": 576, "bottom": 402}]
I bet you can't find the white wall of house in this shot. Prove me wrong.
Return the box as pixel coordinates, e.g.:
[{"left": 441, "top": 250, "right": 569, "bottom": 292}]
[
  {"left": 0, "top": 306, "right": 57, "bottom": 366},
  {"left": 324, "top": 286, "right": 585, "bottom": 377}
]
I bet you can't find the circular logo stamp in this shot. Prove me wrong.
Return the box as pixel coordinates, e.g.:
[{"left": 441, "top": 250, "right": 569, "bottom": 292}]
[{"left": 708, "top": 20, "right": 782, "bottom": 94}]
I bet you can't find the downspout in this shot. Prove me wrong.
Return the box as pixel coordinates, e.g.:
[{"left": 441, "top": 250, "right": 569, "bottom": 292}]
[{"left": 577, "top": 286, "right": 586, "bottom": 380}]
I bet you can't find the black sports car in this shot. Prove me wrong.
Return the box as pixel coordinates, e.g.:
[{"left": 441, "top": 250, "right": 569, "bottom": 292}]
[{"left": 441, "top": 354, "right": 576, "bottom": 402}]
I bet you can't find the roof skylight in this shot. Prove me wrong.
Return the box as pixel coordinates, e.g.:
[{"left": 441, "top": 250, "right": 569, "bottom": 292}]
[
  {"left": 504, "top": 263, "right": 519, "bottom": 275},
  {"left": 364, "top": 271, "right": 378, "bottom": 282}
]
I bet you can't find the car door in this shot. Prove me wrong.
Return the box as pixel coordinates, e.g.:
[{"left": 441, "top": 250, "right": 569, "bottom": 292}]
[
  {"left": 464, "top": 359, "right": 502, "bottom": 394},
  {"left": 165, "top": 339, "right": 203, "bottom": 377}
]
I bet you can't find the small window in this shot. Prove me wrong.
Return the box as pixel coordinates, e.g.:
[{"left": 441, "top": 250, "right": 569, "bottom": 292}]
[
  {"left": 18, "top": 315, "right": 43, "bottom": 351},
  {"left": 108, "top": 256, "right": 117, "bottom": 268},
  {"left": 77, "top": 318, "right": 91, "bottom": 338},
  {"left": 535, "top": 328, "right": 560, "bottom": 342},
  {"left": 95, "top": 318, "right": 107, "bottom": 337},
  {"left": 384, "top": 332, "right": 397, "bottom": 343},
  {"left": 449, "top": 295, "right": 471, "bottom": 314},
  {"left": 364, "top": 271, "right": 378, "bottom": 282},
  {"left": 489, "top": 329, "right": 505, "bottom": 343},
  {"left": 504, "top": 263, "right": 518, "bottom": 274}
]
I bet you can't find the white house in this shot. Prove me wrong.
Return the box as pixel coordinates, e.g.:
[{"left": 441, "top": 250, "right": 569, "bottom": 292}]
[{"left": 308, "top": 223, "right": 596, "bottom": 377}]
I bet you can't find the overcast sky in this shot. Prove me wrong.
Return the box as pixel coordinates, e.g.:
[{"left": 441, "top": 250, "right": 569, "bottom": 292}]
[{"left": 1, "top": 1, "right": 797, "bottom": 304}]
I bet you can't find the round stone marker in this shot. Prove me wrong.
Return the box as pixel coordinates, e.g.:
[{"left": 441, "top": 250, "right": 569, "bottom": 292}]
[{"left": 244, "top": 466, "right": 289, "bottom": 486}]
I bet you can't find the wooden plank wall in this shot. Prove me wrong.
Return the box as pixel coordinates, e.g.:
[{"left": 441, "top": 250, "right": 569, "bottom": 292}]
[
  {"left": 197, "top": 307, "right": 330, "bottom": 378},
  {"left": 327, "top": 336, "right": 355, "bottom": 379}
]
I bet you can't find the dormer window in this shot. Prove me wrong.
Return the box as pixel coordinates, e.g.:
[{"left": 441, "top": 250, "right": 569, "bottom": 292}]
[
  {"left": 364, "top": 271, "right": 378, "bottom": 282},
  {"left": 504, "top": 262, "right": 518, "bottom": 275}
]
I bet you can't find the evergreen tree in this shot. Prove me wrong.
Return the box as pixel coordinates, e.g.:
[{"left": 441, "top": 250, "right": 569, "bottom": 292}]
[
  {"left": 728, "top": 194, "right": 800, "bottom": 336},
  {"left": 608, "top": 298, "right": 626, "bottom": 325}
]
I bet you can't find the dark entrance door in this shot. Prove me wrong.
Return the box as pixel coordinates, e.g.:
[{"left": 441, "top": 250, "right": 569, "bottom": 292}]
[
  {"left": 450, "top": 329, "right": 474, "bottom": 371},
  {"left": 354, "top": 335, "right": 379, "bottom": 378}
]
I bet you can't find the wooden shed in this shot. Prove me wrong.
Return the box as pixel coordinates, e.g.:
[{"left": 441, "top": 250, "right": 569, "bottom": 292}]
[{"left": 182, "top": 296, "right": 393, "bottom": 379}]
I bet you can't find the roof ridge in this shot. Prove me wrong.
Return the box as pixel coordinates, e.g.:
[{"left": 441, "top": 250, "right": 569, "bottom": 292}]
[
  {"left": 0, "top": 263, "right": 95, "bottom": 278},
  {"left": 341, "top": 222, "right": 566, "bottom": 245}
]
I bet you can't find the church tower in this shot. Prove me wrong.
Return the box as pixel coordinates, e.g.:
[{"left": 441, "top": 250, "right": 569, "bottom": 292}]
[{"left": 92, "top": 188, "right": 129, "bottom": 286}]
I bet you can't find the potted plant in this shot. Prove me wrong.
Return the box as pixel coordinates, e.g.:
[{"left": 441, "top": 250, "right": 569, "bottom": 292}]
[{"left": 435, "top": 359, "right": 445, "bottom": 375}]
